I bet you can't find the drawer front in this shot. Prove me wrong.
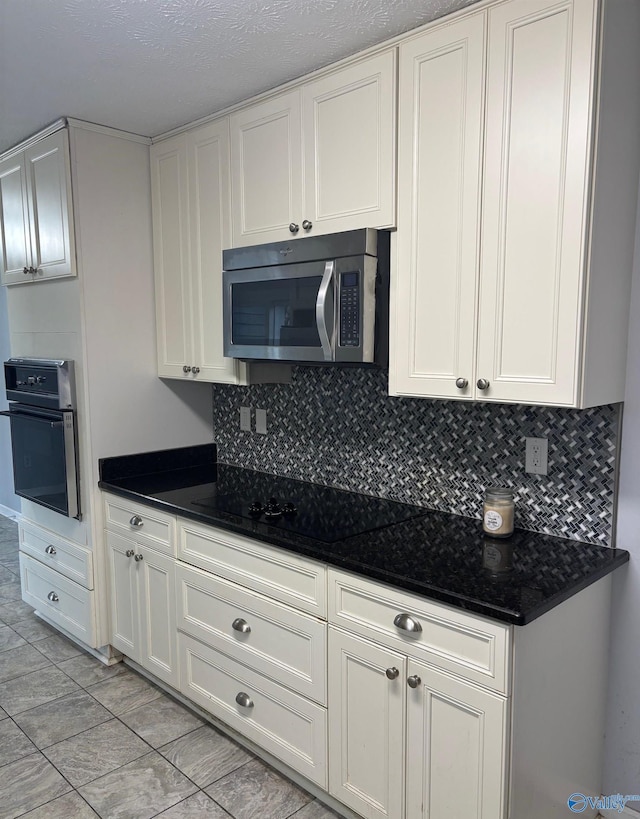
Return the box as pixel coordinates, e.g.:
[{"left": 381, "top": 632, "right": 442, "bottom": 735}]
[
  {"left": 179, "top": 633, "right": 327, "bottom": 787},
  {"left": 329, "top": 570, "right": 511, "bottom": 694},
  {"left": 178, "top": 519, "right": 326, "bottom": 617},
  {"left": 19, "top": 553, "right": 95, "bottom": 646},
  {"left": 19, "top": 521, "right": 93, "bottom": 589},
  {"left": 104, "top": 493, "right": 176, "bottom": 555},
  {"left": 176, "top": 562, "right": 327, "bottom": 704}
]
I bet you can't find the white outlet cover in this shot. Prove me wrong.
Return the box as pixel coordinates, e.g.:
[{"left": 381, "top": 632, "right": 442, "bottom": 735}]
[
  {"left": 239, "top": 406, "right": 251, "bottom": 432},
  {"left": 256, "top": 408, "right": 267, "bottom": 435},
  {"left": 525, "top": 437, "right": 548, "bottom": 476}
]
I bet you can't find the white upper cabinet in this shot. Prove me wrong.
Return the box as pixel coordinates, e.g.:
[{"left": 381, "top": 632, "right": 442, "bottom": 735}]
[
  {"left": 391, "top": 0, "right": 640, "bottom": 407},
  {"left": 230, "top": 50, "right": 396, "bottom": 246},
  {"left": 151, "top": 119, "right": 245, "bottom": 384},
  {"left": 1, "top": 129, "right": 75, "bottom": 285},
  {"left": 391, "top": 13, "right": 485, "bottom": 401}
]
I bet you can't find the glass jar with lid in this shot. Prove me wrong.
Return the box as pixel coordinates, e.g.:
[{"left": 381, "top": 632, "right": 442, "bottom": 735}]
[{"left": 482, "top": 487, "right": 515, "bottom": 538}]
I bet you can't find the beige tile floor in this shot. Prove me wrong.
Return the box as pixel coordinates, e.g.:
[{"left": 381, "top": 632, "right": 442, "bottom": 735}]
[{"left": 0, "top": 515, "right": 339, "bottom": 819}]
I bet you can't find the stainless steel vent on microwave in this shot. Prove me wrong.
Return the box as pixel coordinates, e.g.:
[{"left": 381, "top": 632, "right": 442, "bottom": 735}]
[
  {"left": 1, "top": 358, "right": 80, "bottom": 519},
  {"left": 222, "top": 229, "right": 390, "bottom": 365}
]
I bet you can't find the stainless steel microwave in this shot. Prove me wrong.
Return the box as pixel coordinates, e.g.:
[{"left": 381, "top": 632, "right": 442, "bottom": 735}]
[{"left": 222, "top": 229, "right": 390, "bottom": 365}]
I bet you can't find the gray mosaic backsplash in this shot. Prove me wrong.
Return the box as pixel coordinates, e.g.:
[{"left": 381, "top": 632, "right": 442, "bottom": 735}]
[{"left": 211, "top": 366, "right": 620, "bottom": 546}]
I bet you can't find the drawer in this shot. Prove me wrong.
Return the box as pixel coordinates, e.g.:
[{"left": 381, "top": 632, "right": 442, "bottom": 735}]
[
  {"left": 19, "top": 553, "right": 95, "bottom": 647},
  {"left": 19, "top": 521, "right": 93, "bottom": 589},
  {"left": 176, "top": 562, "right": 327, "bottom": 704},
  {"left": 329, "top": 569, "right": 511, "bottom": 694},
  {"left": 103, "top": 493, "right": 176, "bottom": 556},
  {"left": 178, "top": 518, "right": 326, "bottom": 617},
  {"left": 179, "top": 632, "right": 327, "bottom": 787}
]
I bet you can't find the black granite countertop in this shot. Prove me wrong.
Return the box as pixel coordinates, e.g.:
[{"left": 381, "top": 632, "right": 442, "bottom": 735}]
[{"left": 98, "top": 444, "right": 629, "bottom": 626}]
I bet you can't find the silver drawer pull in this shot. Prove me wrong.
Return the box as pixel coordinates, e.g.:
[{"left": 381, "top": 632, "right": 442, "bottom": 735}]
[
  {"left": 407, "top": 675, "right": 422, "bottom": 689},
  {"left": 134, "top": 553, "right": 143, "bottom": 562},
  {"left": 235, "top": 692, "right": 254, "bottom": 708},
  {"left": 47, "top": 591, "right": 59, "bottom": 603},
  {"left": 393, "top": 612, "right": 423, "bottom": 633},
  {"left": 129, "top": 515, "right": 143, "bottom": 528},
  {"left": 385, "top": 667, "right": 399, "bottom": 680},
  {"left": 232, "top": 618, "right": 251, "bottom": 634},
  {"left": 45, "top": 545, "right": 57, "bottom": 555},
  {"left": 126, "top": 549, "right": 135, "bottom": 558}
]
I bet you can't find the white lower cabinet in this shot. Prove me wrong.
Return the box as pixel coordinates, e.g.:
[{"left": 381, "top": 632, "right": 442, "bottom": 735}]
[
  {"left": 179, "top": 632, "right": 328, "bottom": 787},
  {"left": 20, "top": 552, "right": 95, "bottom": 645},
  {"left": 102, "top": 498, "right": 611, "bottom": 819},
  {"left": 107, "top": 530, "right": 178, "bottom": 688},
  {"left": 328, "top": 628, "right": 508, "bottom": 819}
]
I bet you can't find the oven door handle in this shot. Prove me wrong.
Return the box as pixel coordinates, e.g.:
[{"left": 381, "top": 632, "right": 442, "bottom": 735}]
[
  {"left": 315, "top": 260, "right": 335, "bottom": 362},
  {"left": 0, "top": 409, "right": 64, "bottom": 428}
]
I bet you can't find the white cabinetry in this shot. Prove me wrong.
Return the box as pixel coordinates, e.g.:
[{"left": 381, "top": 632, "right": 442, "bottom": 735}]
[
  {"left": 105, "top": 497, "right": 178, "bottom": 687},
  {"left": 230, "top": 50, "right": 396, "bottom": 246},
  {"left": 0, "top": 129, "right": 75, "bottom": 285},
  {"left": 391, "top": 0, "right": 640, "bottom": 407},
  {"left": 151, "top": 119, "right": 245, "bottom": 383},
  {"left": 176, "top": 518, "right": 328, "bottom": 787},
  {"left": 328, "top": 571, "right": 509, "bottom": 819}
]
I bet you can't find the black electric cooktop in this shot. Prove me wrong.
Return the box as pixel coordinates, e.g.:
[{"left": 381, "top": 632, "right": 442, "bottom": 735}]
[{"left": 187, "top": 467, "right": 425, "bottom": 543}]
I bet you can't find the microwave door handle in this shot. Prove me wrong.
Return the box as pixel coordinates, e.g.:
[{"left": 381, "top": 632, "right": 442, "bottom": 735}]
[{"left": 316, "top": 260, "right": 335, "bottom": 361}]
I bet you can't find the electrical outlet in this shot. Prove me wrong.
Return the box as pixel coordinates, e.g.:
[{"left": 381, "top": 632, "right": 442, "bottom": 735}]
[
  {"left": 239, "top": 406, "right": 251, "bottom": 432},
  {"left": 525, "top": 437, "right": 548, "bottom": 475},
  {"left": 256, "top": 408, "right": 267, "bottom": 435}
]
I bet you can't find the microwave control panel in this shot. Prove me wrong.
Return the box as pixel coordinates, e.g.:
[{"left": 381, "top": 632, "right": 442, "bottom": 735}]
[{"left": 339, "top": 271, "right": 360, "bottom": 347}]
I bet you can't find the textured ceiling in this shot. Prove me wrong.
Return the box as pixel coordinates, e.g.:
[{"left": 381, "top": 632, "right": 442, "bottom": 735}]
[{"left": 0, "top": 0, "right": 482, "bottom": 154}]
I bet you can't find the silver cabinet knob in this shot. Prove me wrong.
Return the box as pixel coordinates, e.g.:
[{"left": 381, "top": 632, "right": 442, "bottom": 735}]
[
  {"left": 477, "top": 378, "right": 490, "bottom": 390},
  {"left": 45, "top": 545, "right": 56, "bottom": 555},
  {"left": 393, "top": 612, "right": 423, "bottom": 633},
  {"left": 126, "top": 549, "right": 135, "bottom": 558},
  {"left": 232, "top": 618, "right": 251, "bottom": 634},
  {"left": 183, "top": 365, "right": 192, "bottom": 373},
  {"left": 289, "top": 223, "right": 299, "bottom": 234},
  {"left": 192, "top": 366, "right": 200, "bottom": 374},
  {"left": 47, "top": 591, "right": 59, "bottom": 602},
  {"left": 302, "top": 219, "right": 312, "bottom": 231},
  {"left": 23, "top": 266, "right": 30, "bottom": 275},
  {"left": 385, "top": 667, "right": 399, "bottom": 680},
  {"left": 455, "top": 377, "right": 468, "bottom": 389},
  {"left": 134, "top": 553, "right": 143, "bottom": 562},
  {"left": 29, "top": 266, "right": 38, "bottom": 275},
  {"left": 235, "top": 691, "right": 254, "bottom": 708},
  {"left": 407, "top": 675, "right": 422, "bottom": 689},
  {"left": 129, "top": 515, "right": 143, "bottom": 528}
]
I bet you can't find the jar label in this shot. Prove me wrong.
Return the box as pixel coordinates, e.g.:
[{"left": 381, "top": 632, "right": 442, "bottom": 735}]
[{"left": 484, "top": 510, "right": 503, "bottom": 531}]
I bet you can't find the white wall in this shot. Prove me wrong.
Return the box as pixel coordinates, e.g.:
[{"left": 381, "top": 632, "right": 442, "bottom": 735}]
[
  {"left": 602, "top": 175, "right": 640, "bottom": 809},
  {"left": 0, "top": 282, "right": 20, "bottom": 513}
]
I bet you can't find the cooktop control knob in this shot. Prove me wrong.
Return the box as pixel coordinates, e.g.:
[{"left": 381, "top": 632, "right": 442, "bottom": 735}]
[
  {"left": 282, "top": 502, "right": 297, "bottom": 518},
  {"left": 248, "top": 501, "right": 263, "bottom": 517},
  {"left": 264, "top": 498, "right": 282, "bottom": 519}
]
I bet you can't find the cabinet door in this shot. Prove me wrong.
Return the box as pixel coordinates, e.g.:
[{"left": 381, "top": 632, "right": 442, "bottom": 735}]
[
  {"left": 476, "top": 0, "right": 597, "bottom": 406},
  {"left": 390, "top": 13, "right": 485, "bottom": 400},
  {"left": 187, "top": 120, "right": 244, "bottom": 384},
  {"left": 106, "top": 531, "right": 139, "bottom": 660},
  {"left": 406, "top": 661, "right": 509, "bottom": 819},
  {"left": 151, "top": 134, "right": 192, "bottom": 378},
  {"left": 230, "top": 91, "right": 302, "bottom": 246},
  {"left": 24, "top": 130, "right": 75, "bottom": 281},
  {"left": 0, "top": 151, "right": 31, "bottom": 285},
  {"left": 137, "top": 545, "right": 178, "bottom": 687},
  {"left": 328, "top": 628, "right": 405, "bottom": 819},
  {"left": 302, "top": 50, "right": 396, "bottom": 236}
]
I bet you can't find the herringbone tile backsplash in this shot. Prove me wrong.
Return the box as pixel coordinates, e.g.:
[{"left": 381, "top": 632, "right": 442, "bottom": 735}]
[{"left": 211, "top": 367, "right": 620, "bottom": 545}]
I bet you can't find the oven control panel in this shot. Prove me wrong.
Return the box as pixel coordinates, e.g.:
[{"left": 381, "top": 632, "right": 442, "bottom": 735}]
[{"left": 4, "top": 359, "right": 76, "bottom": 410}]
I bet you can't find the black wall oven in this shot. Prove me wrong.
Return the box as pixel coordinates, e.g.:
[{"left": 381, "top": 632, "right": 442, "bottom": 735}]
[{"left": 1, "top": 358, "right": 80, "bottom": 519}]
